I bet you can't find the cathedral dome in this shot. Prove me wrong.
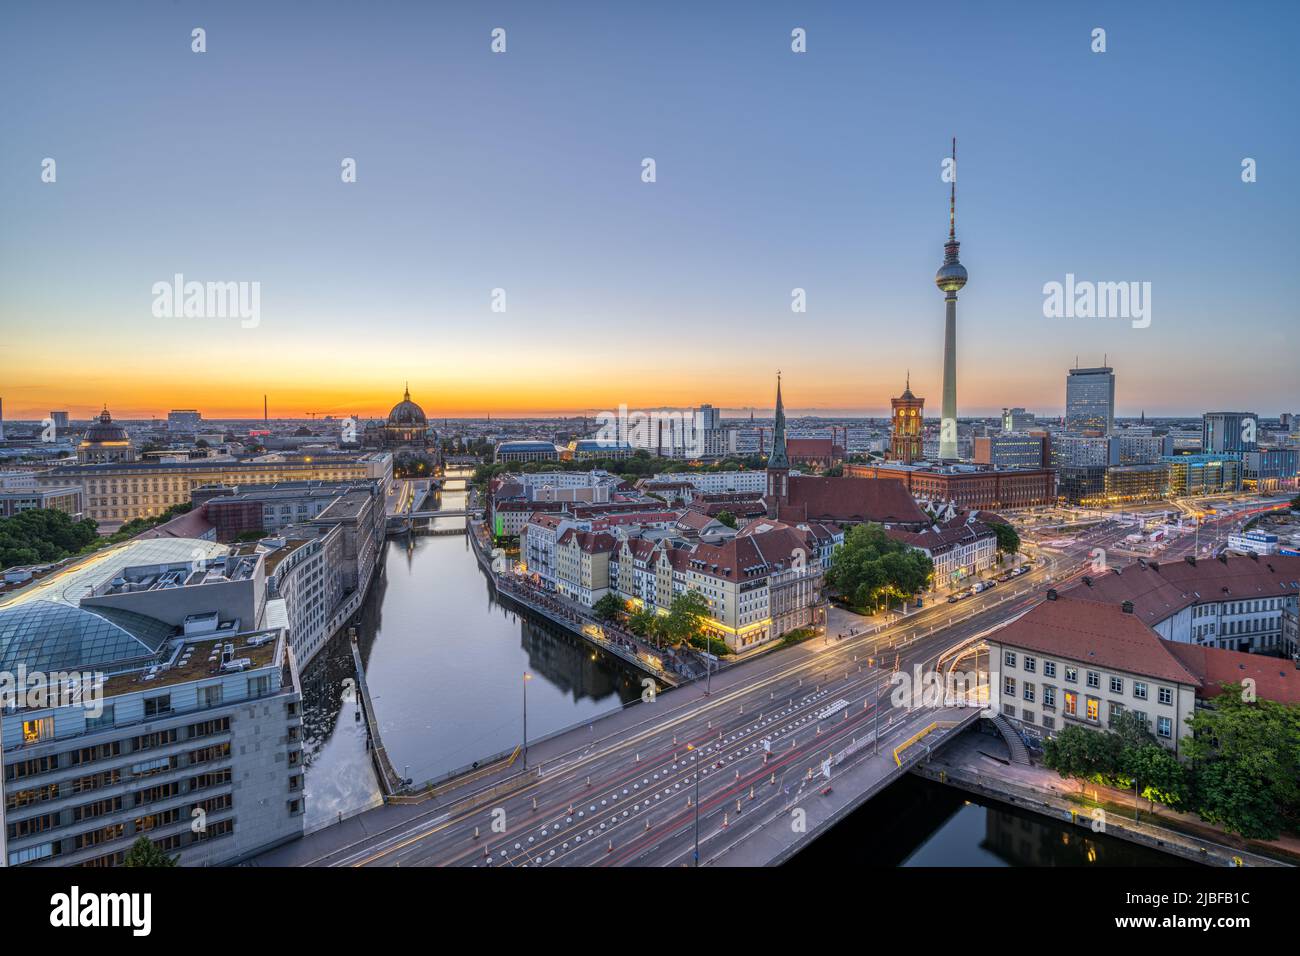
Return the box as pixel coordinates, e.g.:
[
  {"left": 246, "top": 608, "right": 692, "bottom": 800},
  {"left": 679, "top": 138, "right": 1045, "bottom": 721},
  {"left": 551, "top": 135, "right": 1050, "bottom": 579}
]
[
  {"left": 387, "top": 385, "right": 427, "bottom": 426},
  {"left": 83, "top": 407, "right": 129, "bottom": 443}
]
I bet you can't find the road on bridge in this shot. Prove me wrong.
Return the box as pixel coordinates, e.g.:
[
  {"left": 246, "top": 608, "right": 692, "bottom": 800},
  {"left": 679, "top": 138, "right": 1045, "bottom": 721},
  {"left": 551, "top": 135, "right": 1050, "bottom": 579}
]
[{"left": 274, "top": 537, "right": 1104, "bottom": 868}]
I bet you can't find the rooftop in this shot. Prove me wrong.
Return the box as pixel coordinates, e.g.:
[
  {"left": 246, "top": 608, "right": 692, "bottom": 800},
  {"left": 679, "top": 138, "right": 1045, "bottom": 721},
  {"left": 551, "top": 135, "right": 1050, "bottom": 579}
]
[{"left": 990, "top": 594, "right": 1203, "bottom": 687}]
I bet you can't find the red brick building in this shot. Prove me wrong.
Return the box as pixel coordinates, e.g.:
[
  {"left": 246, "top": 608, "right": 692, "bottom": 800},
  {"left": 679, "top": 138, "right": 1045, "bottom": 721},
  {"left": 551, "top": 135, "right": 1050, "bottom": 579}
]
[{"left": 843, "top": 462, "right": 1057, "bottom": 510}]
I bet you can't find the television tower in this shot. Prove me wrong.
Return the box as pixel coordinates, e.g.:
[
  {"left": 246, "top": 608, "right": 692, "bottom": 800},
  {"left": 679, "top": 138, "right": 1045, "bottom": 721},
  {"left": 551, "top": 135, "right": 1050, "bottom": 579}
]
[{"left": 935, "top": 137, "right": 967, "bottom": 461}]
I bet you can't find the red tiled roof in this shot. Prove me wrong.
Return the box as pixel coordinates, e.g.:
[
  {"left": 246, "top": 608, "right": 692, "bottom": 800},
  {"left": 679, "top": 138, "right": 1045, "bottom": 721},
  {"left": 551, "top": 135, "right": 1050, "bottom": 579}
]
[
  {"left": 558, "top": 529, "right": 617, "bottom": 554},
  {"left": 1063, "top": 554, "right": 1300, "bottom": 627},
  {"left": 990, "top": 594, "right": 1202, "bottom": 686},
  {"left": 675, "top": 510, "right": 719, "bottom": 531},
  {"left": 778, "top": 476, "right": 927, "bottom": 526},
  {"left": 1160, "top": 641, "right": 1300, "bottom": 704},
  {"left": 785, "top": 438, "right": 838, "bottom": 459},
  {"left": 687, "top": 527, "right": 814, "bottom": 583},
  {"left": 886, "top": 519, "right": 996, "bottom": 555}
]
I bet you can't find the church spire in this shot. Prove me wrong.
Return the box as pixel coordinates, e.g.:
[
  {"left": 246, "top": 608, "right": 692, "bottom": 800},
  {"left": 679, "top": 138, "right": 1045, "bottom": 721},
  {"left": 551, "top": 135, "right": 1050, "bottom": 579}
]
[{"left": 768, "top": 372, "right": 789, "bottom": 469}]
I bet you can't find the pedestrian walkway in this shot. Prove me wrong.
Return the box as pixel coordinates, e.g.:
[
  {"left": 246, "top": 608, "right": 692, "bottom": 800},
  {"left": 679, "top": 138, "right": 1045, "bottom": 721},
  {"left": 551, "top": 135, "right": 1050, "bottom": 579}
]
[{"left": 916, "top": 730, "right": 1295, "bottom": 867}]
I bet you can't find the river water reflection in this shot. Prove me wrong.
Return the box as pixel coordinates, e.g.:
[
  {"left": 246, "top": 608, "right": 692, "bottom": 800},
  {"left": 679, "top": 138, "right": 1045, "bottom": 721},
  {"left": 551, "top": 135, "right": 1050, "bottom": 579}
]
[{"left": 299, "top": 476, "right": 644, "bottom": 830}]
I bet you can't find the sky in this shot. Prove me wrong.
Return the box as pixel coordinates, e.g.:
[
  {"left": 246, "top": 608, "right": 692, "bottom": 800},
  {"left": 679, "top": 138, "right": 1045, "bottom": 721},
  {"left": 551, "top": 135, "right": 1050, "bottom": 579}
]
[{"left": 1, "top": 0, "right": 1297, "bottom": 421}]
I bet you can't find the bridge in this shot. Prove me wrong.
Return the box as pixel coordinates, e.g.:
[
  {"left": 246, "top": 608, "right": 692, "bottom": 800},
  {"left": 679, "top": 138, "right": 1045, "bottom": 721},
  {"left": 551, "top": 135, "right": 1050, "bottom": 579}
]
[{"left": 251, "top": 546, "right": 1092, "bottom": 868}]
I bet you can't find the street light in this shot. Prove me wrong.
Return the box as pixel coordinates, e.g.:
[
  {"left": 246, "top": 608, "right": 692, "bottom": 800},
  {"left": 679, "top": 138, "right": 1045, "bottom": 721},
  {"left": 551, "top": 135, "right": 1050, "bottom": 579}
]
[
  {"left": 522, "top": 672, "right": 532, "bottom": 769},
  {"left": 686, "top": 742, "right": 700, "bottom": 866}
]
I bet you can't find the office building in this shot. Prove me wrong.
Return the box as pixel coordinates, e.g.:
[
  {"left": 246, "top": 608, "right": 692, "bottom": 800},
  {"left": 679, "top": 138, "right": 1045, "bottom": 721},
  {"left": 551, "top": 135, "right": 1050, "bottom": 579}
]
[
  {"left": 1202, "top": 411, "right": 1258, "bottom": 454},
  {"left": 1065, "top": 366, "right": 1115, "bottom": 434}
]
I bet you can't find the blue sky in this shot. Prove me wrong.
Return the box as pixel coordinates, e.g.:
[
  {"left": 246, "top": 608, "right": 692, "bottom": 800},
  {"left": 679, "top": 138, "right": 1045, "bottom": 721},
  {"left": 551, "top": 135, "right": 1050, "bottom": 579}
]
[{"left": 1, "top": 0, "right": 1296, "bottom": 419}]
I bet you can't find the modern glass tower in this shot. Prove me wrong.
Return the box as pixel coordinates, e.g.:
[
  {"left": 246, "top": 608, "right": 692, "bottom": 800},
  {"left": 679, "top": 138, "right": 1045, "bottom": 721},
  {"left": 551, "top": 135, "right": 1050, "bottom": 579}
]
[
  {"left": 934, "top": 138, "right": 967, "bottom": 460},
  {"left": 1065, "top": 366, "right": 1116, "bottom": 434}
]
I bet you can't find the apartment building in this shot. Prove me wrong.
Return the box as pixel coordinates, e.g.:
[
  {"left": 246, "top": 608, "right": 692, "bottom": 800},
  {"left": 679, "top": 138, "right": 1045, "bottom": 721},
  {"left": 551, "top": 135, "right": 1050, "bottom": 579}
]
[{"left": 986, "top": 593, "right": 1200, "bottom": 754}]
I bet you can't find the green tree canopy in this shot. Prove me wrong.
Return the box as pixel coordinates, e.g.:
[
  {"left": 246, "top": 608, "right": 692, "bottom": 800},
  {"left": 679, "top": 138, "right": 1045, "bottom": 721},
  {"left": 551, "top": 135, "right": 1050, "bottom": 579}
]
[
  {"left": 1184, "top": 686, "right": 1300, "bottom": 839},
  {"left": 1042, "top": 724, "right": 1123, "bottom": 792},
  {"left": 991, "top": 521, "right": 1020, "bottom": 555},
  {"left": 825, "top": 523, "right": 932, "bottom": 610},
  {"left": 123, "top": 835, "right": 178, "bottom": 867}
]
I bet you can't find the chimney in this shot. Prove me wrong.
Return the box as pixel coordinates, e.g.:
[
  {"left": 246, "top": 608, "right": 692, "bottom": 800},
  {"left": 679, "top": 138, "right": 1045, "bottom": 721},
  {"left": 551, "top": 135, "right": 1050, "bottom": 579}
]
[
  {"left": 1121, "top": 600, "right": 1134, "bottom": 614},
  {"left": 1046, "top": 588, "right": 1058, "bottom": 601}
]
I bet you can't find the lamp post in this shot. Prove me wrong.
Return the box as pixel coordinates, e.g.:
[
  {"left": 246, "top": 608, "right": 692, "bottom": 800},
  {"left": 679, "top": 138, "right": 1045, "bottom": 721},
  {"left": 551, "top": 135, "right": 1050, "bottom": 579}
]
[
  {"left": 522, "top": 672, "right": 532, "bottom": 769},
  {"left": 686, "top": 742, "right": 700, "bottom": 866}
]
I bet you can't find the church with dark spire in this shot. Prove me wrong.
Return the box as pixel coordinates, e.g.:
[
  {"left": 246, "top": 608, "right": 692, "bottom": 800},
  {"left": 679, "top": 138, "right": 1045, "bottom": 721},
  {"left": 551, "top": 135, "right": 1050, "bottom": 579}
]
[{"left": 763, "top": 375, "right": 927, "bottom": 529}]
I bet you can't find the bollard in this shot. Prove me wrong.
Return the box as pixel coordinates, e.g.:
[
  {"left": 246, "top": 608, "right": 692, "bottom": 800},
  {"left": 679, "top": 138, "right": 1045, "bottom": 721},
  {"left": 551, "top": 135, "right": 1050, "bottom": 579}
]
[
  {"left": 474, "top": 826, "right": 480, "bottom": 840},
  {"left": 722, "top": 812, "right": 730, "bottom": 828},
  {"left": 749, "top": 786, "right": 755, "bottom": 801},
  {"left": 770, "top": 772, "right": 776, "bottom": 785}
]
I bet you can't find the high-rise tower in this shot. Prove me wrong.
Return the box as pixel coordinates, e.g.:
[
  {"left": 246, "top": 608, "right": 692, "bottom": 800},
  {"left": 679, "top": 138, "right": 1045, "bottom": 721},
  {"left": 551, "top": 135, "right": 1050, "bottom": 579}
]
[{"left": 935, "top": 137, "right": 967, "bottom": 461}]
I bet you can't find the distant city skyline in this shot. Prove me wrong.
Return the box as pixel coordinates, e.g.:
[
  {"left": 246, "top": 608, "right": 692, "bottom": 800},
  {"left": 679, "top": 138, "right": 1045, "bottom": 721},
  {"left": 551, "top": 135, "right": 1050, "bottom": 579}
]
[{"left": 3, "top": 2, "right": 1296, "bottom": 421}]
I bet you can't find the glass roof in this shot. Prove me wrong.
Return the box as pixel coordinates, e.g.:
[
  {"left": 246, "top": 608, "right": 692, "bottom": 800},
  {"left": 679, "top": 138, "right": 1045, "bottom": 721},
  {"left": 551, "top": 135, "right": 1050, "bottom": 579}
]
[
  {"left": 0, "top": 537, "right": 227, "bottom": 610},
  {"left": 0, "top": 600, "right": 173, "bottom": 674}
]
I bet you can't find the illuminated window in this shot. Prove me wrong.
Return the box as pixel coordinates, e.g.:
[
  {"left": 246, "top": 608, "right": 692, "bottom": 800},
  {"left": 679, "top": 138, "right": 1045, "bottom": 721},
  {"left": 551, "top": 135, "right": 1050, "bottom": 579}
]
[
  {"left": 1063, "top": 692, "right": 1076, "bottom": 716},
  {"left": 1086, "top": 698, "right": 1100, "bottom": 722},
  {"left": 22, "top": 717, "right": 53, "bottom": 743}
]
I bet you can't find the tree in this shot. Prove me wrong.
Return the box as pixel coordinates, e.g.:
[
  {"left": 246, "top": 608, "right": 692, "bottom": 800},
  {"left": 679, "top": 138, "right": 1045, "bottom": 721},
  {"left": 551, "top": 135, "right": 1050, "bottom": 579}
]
[
  {"left": 1120, "top": 743, "right": 1188, "bottom": 812},
  {"left": 1184, "top": 687, "right": 1300, "bottom": 839},
  {"left": 991, "top": 521, "right": 1020, "bottom": 556},
  {"left": 663, "top": 591, "right": 710, "bottom": 647},
  {"left": 626, "top": 605, "right": 657, "bottom": 637},
  {"left": 826, "top": 523, "right": 933, "bottom": 611},
  {"left": 715, "top": 511, "right": 737, "bottom": 529},
  {"left": 1042, "top": 725, "right": 1123, "bottom": 793},
  {"left": 592, "top": 593, "right": 626, "bottom": 622},
  {"left": 0, "top": 508, "right": 100, "bottom": 570},
  {"left": 123, "top": 835, "right": 177, "bottom": 867}
]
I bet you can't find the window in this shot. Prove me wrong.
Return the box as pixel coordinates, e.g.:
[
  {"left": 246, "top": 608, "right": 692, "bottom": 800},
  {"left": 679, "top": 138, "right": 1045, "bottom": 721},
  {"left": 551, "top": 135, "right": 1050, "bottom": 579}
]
[
  {"left": 1004, "top": 651, "right": 1017, "bottom": 668},
  {"left": 1043, "top": 661, "right": 1056, "bottom": 678},
  {"left": 1133, "top": 681, "right": 1148, "bottom": 700},
  {"left": 1158, "top": 686, "right": 1173, "bottom": 706},
  {"left": 21, "top": 717, "right": 53, "bottom": 743},
  {"left": 1108, "top": 702, "right": 1125, "bottom": 726},
  {"left": 1042, "top": 714, "right": 1055, "bottom": 730},
  {"left": 1043, "top": 686, "right": 1056, "bottom": 708},
  {"left": 143, "top": 695, "right": 171, "bottom": 718},
  {"left": 199, "top": 685, "right": 223, "bottom": 708},
  {"left": 1132, "top": 710, "right": 1147, "bottom": 729},
  {"left": 1086, "top": 671, "right": 1100, "bottom": 689},
  {"left": 1064, "top": 666, "right": 1078, "bottom": 684},
  {"left": 1110, "top": 676, "right": 1124, "bottom": 694},
  {"left": 1063, "top": 691, "right": 1077, "bottom": 717},
  {"left": 1157, "top": 716, "right": 1172, "bottom": 739},
  {"left": 1023, "top": 656, "right": 1036, "bottom": 673},
  {"left": 1004, "top": 677, "right": 1016, "bottom": 697},
  {"left": 1023, "top": 682, "right": 1035, "bottom": 703},
  {"left": 1086, "top": 697, "right": 1100, "bottom": 722}
]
